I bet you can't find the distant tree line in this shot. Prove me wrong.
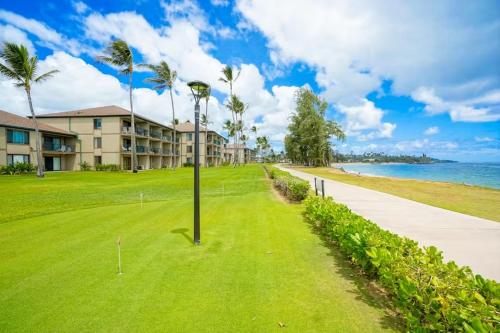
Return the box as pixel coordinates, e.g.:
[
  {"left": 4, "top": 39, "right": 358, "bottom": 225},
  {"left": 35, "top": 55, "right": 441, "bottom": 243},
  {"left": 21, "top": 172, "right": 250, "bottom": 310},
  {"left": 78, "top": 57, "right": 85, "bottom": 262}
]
[
  {"left": 284, "top": 88, "right": 345, "bottom": 166},
  {"left": 334, "top": 152, "right": 456, "bottom": 164}
]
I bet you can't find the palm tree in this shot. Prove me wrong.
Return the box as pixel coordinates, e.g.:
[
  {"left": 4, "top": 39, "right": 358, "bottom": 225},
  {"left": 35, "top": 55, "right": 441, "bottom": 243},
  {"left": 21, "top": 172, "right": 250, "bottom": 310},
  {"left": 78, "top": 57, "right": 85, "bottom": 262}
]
[
  {"left": 219, "top": 65, "right": 240, "bottom": 164},
  {"left": 0, "top": 43, "right": 59, "bottom": 177},
  {"left": 140, "top": 61, "right": 178, "bottom": 169},
  {"left": 240, "top": 134, "right": 249, "bottom": 164},
  {"left": 223, "top": 120, "right": 235, "bottom": 164},
  {"left": 96, "top": 39, "right": 138, "bottom": 172},
  {"left": 200, "top": 87, "right": 211, "bottom": 167}
]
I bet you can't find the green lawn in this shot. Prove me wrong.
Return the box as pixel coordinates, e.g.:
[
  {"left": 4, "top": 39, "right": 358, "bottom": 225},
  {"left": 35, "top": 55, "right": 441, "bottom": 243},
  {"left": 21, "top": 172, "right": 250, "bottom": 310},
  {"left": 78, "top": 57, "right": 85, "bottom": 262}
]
[
  {"left": 0, "top": 166, "right": 399, "bottom": 332},
  {"left": 293, "top": 166, "right": 500, "bottom": 222}
]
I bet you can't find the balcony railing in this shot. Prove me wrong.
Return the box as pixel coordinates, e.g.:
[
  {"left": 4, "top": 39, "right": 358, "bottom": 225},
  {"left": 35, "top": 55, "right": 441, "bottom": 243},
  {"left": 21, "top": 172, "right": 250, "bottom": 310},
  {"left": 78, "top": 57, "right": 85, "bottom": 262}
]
[
  {"left": 150, "top": 131, "right": 162, "bottom": 139},
  {"left": 136, "top": 145, "right": 148, "bottom": 153},
  {"left": 43, "top": 142, "right": 75, "bottom": 153},
  {"left": 136, "top": 128, "right": 148, "bottom": 137},
  {"left": 150, "top": 147, "right": 161, "bottom": 154},
  {"left": 162, "top": 149, "right": 172, "bottom": 155},
  {"left": 162, "top": 135, "right": 172, "bottom": 141}
]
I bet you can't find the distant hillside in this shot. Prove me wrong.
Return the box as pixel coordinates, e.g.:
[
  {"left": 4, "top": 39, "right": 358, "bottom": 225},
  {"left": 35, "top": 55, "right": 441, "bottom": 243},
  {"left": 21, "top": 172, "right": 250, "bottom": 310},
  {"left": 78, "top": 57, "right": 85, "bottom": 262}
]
[{"left": 333, "top": 152, "right": 456, "bottom": 164}]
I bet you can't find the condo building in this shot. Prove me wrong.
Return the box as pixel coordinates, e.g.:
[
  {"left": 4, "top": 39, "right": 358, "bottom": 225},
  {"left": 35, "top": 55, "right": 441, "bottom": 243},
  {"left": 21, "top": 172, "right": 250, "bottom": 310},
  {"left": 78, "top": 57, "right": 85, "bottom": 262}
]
[
  {"left": 225, "top": 143, "right": 256, "bottom": 164},
  {"left": 1, "top": 106, "right": 230, "bottom": 171},
  {"left": 0, "top": 110, "right": 79, "bottom": 171},
  {"left": 176, "top": 121, "right": 226, "bottom": 167}
]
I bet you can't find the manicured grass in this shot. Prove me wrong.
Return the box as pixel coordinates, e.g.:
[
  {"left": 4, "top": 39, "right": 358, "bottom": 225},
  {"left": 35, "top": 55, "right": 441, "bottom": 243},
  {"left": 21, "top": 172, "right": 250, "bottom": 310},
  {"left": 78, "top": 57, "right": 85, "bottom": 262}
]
[
  {"left": 0, "top": 166, "right": 399, "bottom": 332},
  {"left": 293, "top": 166, "right": 500, "bottom": 222}
]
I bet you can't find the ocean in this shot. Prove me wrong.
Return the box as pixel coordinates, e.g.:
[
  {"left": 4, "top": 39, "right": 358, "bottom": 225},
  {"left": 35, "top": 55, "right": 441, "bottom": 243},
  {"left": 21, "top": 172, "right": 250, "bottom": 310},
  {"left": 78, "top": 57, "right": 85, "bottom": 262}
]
[{"left": 336, "top": 162, "right": 500, "bottom": 189}]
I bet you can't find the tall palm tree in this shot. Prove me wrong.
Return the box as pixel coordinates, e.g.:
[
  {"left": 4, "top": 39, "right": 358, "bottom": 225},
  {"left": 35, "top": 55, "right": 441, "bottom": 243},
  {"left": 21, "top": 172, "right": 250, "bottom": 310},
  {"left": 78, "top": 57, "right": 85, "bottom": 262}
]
[
  {"left": 240, "top": 134, "right": 248, "bottom": 164},
  {"left": 140, "top": 61, "right": 178, "bottom": 169},
  {"left": 223, "top": 120, "right": 235, "bottom": 164},
  {"left": 200, "top": 87, "right": 211, "bottom": 167},
  {"left": 0, "top": 43, "right": 59, "bottom": 177},
  {"left": 219, "top": 65, "right": 240, "bottom": 164},
  {"left": 96, "top": 39, "right": 138, "bottom": 172}
]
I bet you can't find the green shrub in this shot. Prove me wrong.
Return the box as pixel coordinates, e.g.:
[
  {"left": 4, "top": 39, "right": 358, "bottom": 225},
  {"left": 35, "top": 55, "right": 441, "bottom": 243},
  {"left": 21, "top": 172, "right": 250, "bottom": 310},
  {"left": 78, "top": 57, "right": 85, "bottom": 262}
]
[
  {"left": 183, "top": 161, "right": 194, "bottom": 167},
  {"left": 0, "top": 163, "right": 35, "bottom": 175},
  {"left": 304, "top": 195, "right": 500, "bottom": 332},
  {"left": 95, "top": 164, "right": 119, "bottom": 171},
  {"left": 264, "top": 166, "right": 310, "bottom": 201},
  {"left": 80, "top": 161, "right": 91, "bottom": 171}
]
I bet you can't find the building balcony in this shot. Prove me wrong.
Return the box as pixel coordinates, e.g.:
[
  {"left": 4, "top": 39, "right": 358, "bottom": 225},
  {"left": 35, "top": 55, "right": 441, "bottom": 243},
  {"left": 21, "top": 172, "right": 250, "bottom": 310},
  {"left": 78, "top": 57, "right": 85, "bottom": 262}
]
[
  {"left": 136, "top": 145, "right": 148, "bottom": 154},
  {"left": 150, "top": 131, "right": 162, "bottom": 139},
  {"left": 162, "top": 135, "right": 172, "bottom": 141},
  {"left": 43, "top": 143, "right": 76, "bottom": 153},
  {"left": 136, "top": 128, "right": 148, "bottom": 137},
  {"left": 150, "top": 147, "right": 161, "bottom": 154}
]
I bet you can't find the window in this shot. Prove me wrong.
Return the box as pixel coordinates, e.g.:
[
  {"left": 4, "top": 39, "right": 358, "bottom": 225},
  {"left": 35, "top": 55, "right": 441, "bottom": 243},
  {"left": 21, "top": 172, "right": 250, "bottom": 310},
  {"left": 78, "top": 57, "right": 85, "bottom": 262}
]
[
  {"left": 187, "top": 145, "right": 192, "bottom": 153},
  {"left": 7, "top": 154, "right": 29, "bottom": 165},
  {"left": 93, "top": 118, "right": 102, "bottom": 130},
  {"left": 7, "top": 129, "right": 29, "bottom": 144},
  {"left": 187, "top": 133, "right": 193, "bottom": 141},
  {"left": 94, "top": 137, "right": 102, "bottom": 149},
  {"left": 94, "top": 156, "right": 102, "bottom": 165}
]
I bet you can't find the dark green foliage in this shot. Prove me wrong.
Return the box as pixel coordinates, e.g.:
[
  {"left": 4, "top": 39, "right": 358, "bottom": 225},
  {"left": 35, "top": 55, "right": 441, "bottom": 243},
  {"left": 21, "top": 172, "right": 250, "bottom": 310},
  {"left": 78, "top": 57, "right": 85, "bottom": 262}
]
[
  {"left": 264, "top": 166, "right": 310, "bottom": 201},
  {"left": 0, "top": 163, "right": 35, "bottom": 175},
  {"left": 183, "top": 161, "right": 194, "bottom": 167},
  {"left": 285, "top": 88, "right": 345, "bottom": 166},
  {"left": 304, "top": 195, "right": 500, "bottom": 332},
  {"left": 79, "top": 161, "right": 91, "bottom": 171},
  {"left": 95, "top": 164, "right": 119, "bottom": 171}
]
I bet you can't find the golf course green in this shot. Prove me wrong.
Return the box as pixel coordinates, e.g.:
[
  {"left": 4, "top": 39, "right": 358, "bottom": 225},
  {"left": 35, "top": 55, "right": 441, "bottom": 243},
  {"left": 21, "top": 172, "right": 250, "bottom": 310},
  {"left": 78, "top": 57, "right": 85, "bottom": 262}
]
[{"left": 0, "top": 165, "right": 399, "bottom": 332}]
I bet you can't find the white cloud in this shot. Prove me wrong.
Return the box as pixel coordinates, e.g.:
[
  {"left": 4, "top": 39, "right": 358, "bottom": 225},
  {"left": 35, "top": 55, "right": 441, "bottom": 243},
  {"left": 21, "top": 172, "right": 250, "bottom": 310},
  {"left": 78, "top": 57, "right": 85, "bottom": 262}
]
[
  {"left": 73, "top": 1, "right": 89, "bottom": 14},
  {"left": 211, "top": 0, "right": 230, "bottom": 6},
  {"left": 236, "top": 0, "right": 500, "bottom": 122},
  {"left": 475, "top": 136, "right": 494, "bottom": 142},
  {"left": 424, "top": 126, "right": 439, "bottom": 136},
  {"left": 0, "top": 24, "right": 35, "bottom": 53},
  {"left": 412, "top": 87, "right": 500, "bottom": 122},
  {"left": 337, "top": 99, "right": 396, "bottom": 140},
  {"left": 0, "top": 10, "right": 81, "bottom": 55}
]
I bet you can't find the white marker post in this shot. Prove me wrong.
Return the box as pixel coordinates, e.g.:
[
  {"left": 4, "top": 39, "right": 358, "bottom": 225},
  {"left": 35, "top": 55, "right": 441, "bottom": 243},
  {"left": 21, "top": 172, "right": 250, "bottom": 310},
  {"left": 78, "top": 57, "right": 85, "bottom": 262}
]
[
  {"left": 140, "top": 192, "right": 143, "bottom": 209},
  {"left": 117, "top": 236, "right": 123, "bottom": 275}
]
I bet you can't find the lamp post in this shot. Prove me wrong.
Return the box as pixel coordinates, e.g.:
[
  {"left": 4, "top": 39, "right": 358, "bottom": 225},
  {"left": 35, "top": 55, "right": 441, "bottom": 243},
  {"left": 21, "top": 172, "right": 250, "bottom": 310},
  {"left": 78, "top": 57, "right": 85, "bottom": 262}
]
[{"left": 188, "top": 80, "right": 210, "bottom": 245}]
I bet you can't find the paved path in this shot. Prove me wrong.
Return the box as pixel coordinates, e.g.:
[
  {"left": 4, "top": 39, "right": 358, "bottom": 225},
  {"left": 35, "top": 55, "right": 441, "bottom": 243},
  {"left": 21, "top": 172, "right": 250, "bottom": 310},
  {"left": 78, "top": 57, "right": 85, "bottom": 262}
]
[{"left": 279, "top": 166, "right": 500, "bottom": 281}]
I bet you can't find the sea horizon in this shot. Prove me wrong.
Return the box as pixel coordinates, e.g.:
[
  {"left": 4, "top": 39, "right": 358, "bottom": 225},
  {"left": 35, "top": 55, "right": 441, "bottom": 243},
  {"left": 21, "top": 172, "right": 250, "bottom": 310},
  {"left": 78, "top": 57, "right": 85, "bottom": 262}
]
[{"left": 334, "top": 162, "right": 500, "bottom": 189}]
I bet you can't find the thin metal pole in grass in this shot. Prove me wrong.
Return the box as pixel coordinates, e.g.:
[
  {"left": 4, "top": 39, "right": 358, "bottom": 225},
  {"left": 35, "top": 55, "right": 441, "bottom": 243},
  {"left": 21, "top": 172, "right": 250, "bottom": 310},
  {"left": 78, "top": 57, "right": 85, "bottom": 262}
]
[
  {"left": 321, "top": 179, "right": 325, "bottom": 198},
  {"left": 117, "top": 236, "right": 123, "bottom": 275}
]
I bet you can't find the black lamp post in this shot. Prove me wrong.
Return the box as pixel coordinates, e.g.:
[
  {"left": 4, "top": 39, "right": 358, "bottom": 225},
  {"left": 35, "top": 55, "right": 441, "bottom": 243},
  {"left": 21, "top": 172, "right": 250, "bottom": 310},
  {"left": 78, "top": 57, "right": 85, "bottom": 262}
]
[{"left": 187, "top": 80, "right": 210, "bottom": 245}]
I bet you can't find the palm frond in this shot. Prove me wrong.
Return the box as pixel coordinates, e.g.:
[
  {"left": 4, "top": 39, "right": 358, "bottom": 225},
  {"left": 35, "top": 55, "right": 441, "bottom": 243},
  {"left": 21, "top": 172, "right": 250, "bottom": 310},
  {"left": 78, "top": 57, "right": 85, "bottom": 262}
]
[
  {"left": 35, "top": 69, "right": 59, "bottom": 83},
  {"left": 0, "top": 62, "right": 22, "bottom": 81}
]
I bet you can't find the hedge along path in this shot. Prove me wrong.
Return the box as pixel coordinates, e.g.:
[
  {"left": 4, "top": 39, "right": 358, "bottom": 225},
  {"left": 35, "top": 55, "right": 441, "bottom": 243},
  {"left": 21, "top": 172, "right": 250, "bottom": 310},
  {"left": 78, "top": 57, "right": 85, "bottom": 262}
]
[{"left": 279, "top": 165, "right": 500, "bottom": 281}]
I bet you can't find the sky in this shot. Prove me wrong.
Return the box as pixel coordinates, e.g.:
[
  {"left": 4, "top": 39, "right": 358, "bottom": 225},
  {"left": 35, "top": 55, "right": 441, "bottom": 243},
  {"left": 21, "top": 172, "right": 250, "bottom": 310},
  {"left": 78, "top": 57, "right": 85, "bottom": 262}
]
[{"left": 0, "top": 0, "right": 499, "bottom": 162}]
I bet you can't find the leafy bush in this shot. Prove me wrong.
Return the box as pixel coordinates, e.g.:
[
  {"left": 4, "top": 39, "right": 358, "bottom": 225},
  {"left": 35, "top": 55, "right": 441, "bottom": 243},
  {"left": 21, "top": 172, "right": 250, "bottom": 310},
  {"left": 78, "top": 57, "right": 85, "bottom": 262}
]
[
  {"left": 304, "top": 195, "right": 500, "bottom": 332},
  {"left": 0, "top": 163, "right": 35, "bottom": 175},
  {"left": 95, "top": 164, "right": 119, "bottom": 171},
  {"left": 183, "top": 161, "right": 194, "bottom": 167},
  {"left": 221, "top": 161, "right": 231, "bottom": 166},
  {"left": 264, "top": 166, "right": 310, "bottom": 201},
  {"left": 80, "top": 161, "right": 91, "bottom": 171}
]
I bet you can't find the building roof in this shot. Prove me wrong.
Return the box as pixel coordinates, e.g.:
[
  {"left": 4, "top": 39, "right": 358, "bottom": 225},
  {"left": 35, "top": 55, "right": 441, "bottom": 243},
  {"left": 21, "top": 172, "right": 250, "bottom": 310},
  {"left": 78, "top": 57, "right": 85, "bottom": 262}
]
[
  {"left": 0, "top": 110, "right": 75, "bottom": 136},
  {"left": 34, "top": 105, "right": 174, "bottom": 130},
  {"left": 176, "top": 121, "right": 226, "bottom": 139}
]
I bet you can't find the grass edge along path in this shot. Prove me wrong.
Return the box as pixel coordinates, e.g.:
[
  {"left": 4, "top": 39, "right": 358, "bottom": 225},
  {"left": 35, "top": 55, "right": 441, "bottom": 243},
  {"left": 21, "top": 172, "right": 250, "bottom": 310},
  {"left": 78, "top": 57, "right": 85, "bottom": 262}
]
[
  {"left": 292, "top": 166, "right": 500, "bottom": 221},
  {"left": 0, "top": 166, "right": 400, "bottom": 332}
]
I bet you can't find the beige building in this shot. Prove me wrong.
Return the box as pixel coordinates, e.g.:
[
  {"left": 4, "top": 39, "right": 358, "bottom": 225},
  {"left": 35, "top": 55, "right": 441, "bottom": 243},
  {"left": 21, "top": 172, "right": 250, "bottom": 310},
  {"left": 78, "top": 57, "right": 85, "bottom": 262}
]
[
  {"left": 225, "top": 143, "right": 256, "bottom": 164},
  {"left": 176, "top": 121, "right": 226, "bottom": 167},
  {"left": 33, "top": 105, "right": 181, "bottom": 170},
  {"left": 0, "top": 110, "right": 79, "bottom": 171}
]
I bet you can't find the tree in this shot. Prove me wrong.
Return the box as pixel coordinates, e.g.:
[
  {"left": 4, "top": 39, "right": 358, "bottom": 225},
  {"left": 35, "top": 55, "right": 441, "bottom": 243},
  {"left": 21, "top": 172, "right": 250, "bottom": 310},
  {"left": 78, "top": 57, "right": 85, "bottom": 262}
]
[
  {"left": 140, "top": 61, "right": 178, "bottom": 169},
  {"left": 200, "top": 87, "right": 211, "bottom": 167},
  {"left": 240, "top": 134, "right": 248, "bottom": 163},
  {"left": 96, "top": 39, "right": 138, "bottom": 172},
  {"left": 225, "top": 94, "right": 246, "bottom": 165},
  {"left": 284, "top": 88, "right": 345, "bottom": 166},
  {"left": 0, "top": 43, "right": 59, "bottom": 177},
  {"left": 219, "top": 65, "right": 240, "bottom": 164},
  {"left": 223, "top": 120, "right": 235, "bottom": 164}
]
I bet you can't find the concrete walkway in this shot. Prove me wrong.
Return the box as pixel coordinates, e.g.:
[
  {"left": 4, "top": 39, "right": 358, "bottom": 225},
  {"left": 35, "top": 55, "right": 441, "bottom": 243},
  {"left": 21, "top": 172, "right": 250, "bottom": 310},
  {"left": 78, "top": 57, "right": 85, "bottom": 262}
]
[{"left": 279, "top": 166, "right": 500, "bottom": 281}]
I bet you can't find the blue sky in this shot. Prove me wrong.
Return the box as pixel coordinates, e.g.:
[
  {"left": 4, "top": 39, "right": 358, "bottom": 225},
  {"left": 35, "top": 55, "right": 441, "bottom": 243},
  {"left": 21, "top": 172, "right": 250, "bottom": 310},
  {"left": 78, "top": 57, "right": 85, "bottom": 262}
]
[{"left": 0, "top": 0, "right": 499, "bottom": 162}]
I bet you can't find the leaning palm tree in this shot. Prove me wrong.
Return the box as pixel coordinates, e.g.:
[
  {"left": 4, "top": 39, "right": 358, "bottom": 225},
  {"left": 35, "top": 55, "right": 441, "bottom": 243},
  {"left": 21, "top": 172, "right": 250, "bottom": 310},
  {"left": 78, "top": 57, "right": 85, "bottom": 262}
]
[
  {"left": 200, "top": 87, "right": 211, "bottom": 167},
  {"left": 140, "top": 61, "right": 178, "bottom": 169},
  {"left": 0, "top": 42, "right": 59, "bottom": 177},
  {"left": 219, "top": 65, "right": 240, "bottom": 164},
  {"left": 96, "top": 40, "right": 138, "bottom": 172}
]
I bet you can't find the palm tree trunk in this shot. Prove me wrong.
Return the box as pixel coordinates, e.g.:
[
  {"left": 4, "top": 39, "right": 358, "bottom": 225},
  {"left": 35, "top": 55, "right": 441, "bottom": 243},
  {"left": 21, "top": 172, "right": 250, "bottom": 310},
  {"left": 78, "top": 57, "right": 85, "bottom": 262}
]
[
  {"left": 26, "top": 88, "right": 44, "bottom": 178},
  {"left": 169, "top": 88, "right": 176, "bottom": 170},
  {"left": 204, "top": 100, "right": 208, "bottom": 168},
  {"left": 129, "top": 73, "right": 137, "bottom": 173}
]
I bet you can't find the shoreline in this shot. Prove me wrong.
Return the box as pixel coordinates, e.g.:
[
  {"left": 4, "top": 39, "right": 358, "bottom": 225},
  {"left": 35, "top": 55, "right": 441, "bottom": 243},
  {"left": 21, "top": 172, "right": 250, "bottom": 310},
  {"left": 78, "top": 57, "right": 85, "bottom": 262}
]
[{"left": 328, "top": 163, "right": 500, "bottom": 191}]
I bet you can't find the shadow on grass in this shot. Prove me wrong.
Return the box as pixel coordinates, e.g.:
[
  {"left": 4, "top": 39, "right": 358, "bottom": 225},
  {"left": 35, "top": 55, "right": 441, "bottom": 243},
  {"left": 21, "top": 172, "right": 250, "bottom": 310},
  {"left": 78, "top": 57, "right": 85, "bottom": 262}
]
[
  {"left": 170, "top": 228, "right": 193, "bottom": 245},
  {"left": 305, "top": 219, "right": 405, "bottom": 332}
]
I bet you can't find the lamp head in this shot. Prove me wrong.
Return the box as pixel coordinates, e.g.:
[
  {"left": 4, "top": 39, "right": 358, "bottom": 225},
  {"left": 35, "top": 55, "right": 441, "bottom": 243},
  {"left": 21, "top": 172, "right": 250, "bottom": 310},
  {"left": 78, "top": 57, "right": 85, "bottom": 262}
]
[{"left": 188, "top": 80, "right": 210, "bottom": 105}]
